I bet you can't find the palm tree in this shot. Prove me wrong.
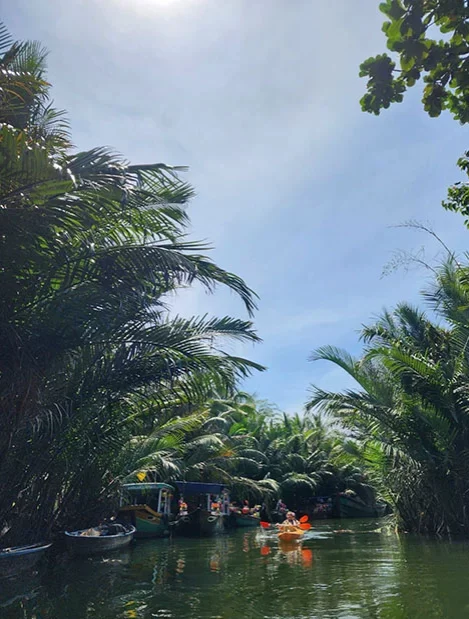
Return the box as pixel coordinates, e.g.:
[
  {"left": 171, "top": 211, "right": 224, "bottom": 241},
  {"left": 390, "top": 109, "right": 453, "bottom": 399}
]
[
  {"left": 0, "top": 24, "right": 264, "bottom": 544},
  {"left": 308, "top": 261, "right": 469, "bottom": 534},
  {"left": 187, "top": 395, "right": 372, "bottom": 510}
]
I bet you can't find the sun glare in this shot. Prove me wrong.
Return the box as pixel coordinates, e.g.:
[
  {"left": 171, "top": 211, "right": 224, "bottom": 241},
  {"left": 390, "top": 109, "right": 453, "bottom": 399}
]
[{"left": 115, "top": 0, "right": 200, "bottom": 16}]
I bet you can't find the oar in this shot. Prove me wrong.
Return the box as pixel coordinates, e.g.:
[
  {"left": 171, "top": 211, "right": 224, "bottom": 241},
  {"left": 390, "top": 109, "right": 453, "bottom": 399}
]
[
  {"left": 262, "top": 519, "right": 310, "bottom": 530},
  {"left": 299, "top": 515, "right": 309, "bottom": 523}
]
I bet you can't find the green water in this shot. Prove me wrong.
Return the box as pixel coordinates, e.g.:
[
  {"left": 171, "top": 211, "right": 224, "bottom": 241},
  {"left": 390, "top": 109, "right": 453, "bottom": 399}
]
[{"left": 3, "top": 519, "right": 469, "bottom": 618}]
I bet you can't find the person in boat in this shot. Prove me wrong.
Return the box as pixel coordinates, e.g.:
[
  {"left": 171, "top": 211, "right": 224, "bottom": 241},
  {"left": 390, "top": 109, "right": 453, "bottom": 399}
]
[
  {"left": 280, "top": 511, "right": 300, "bottom": 527},
  {"left": 221, "top": 491, "right": 230, "bottom": 514},
  {"left": 241, "top": 500, "right": 250, "bottom": 515},
  {"left": 179, "top": 498, "right": 188, "bottom": 515},
  {"left": 276, "top": 498, "right": 288, "bottom": 519}
]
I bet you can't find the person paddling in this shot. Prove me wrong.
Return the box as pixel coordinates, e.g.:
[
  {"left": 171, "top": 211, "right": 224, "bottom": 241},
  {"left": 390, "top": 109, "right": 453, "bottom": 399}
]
[{"left": 279, "top": 511, "right": 299, "bottom": 528}]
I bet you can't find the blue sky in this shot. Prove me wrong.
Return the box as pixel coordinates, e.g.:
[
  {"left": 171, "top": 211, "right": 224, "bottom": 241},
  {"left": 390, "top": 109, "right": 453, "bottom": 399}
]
[{"left": 5, "top": 0, "right": 469, "bottom": 412}]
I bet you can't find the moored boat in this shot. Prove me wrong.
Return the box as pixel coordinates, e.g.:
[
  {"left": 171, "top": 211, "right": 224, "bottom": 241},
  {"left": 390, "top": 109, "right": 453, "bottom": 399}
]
[
  {"left": 375, "top": 502, "right": 387, "bottom": 517},
  {"left": 175, "top": 507, "right": 223, "bottom": 536},
  {"left": 174, "top": 482, "right": 230, "bottom": 536},
  {"left": 306, "top": 496, "right": 333, "bottom": 519},
  {"left": 118, "top": 482, "right": 174, "bottom": 538},
  {"left": 0, "top": 542, "right": 52, "bottom": 579},
  {"left": 234, "top": 513, "right": 260, "bottom": 528},
  {"left": 337, "top": 493, "right": 386, "bottom": 518},
  {"left": 65, "top": 522, "right": 136, "bottom": 556}
]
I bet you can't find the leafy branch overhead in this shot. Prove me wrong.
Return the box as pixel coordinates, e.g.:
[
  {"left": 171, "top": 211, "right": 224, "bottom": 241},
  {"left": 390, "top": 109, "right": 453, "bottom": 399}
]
[{"left": 360, "top": 0, "right": 469, "bottom": 122}]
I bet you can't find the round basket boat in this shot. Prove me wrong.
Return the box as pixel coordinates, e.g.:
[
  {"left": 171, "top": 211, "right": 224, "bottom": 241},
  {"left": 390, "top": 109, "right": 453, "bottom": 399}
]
[{"left": 65, "top": 523, "right": 136, "bottom": 556}]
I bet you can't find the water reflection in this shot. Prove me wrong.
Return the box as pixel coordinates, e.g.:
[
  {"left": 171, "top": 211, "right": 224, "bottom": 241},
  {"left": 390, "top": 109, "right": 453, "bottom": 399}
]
[
  {"left": 0, "top": 577, "right": 41, "bottom": 616},
  {"left": 257, "top": 536, "right": 315, "bottom": 569},
  {"left": 5, "top": 521, "right": 469, "bottom": 617}
]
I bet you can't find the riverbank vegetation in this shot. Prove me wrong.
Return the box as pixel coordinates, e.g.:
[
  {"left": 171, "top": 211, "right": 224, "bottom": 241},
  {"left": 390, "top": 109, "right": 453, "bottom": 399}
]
[
  {"left": 308, "top": 260, "right": 469, "bottom": 535},
  {"left": 73, "top": 391, "right": 376, "bottom": 525}
]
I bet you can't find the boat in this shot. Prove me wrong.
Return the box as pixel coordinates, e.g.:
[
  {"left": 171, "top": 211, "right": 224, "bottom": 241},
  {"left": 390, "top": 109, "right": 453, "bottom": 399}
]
[
  {"left": 375, "top": 502, "right": 387, "bottom": 517},
  {"left": 225, "top": 505, "right": 261, "bottom": 529},
  {"left": 277, "top": 526, "right": 305, "bottom": 543},
  {"left": 234, "top": 513, "right": 260, "bottom": 528},
  {"left": 305, "top": 496, "right": 333, "bottom": 519},
  {"left": 337, "top": 493, "right": 386, "bottom": 518},
  {"left": 176, "top": 507, "right": 224, "bottom": 536},
  {"left": 0, "top": 542, "right": 52, "bottom": 579},
  {"left": 65, "top": 522, "right": 136, "bottom": 556},
  {"left": 118, "top": 482, "right": 174, "bottom": 538},
  {"left": 174, "top": 482, "right": 230, "bottom": 536}
]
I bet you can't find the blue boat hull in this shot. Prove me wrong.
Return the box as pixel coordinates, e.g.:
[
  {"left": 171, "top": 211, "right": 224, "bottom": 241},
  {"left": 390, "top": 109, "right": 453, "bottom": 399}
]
[
  {"left": 235, "top": 515, "right": 260, "bottom": 528},
  {"left": 0, "top": 543, "right": 52, "bottom": 579}
]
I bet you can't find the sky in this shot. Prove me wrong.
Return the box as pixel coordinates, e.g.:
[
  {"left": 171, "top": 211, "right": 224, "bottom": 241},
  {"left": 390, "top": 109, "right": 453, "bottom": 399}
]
[{"left": 5, "top": 0, "right": 469, "bottom": 413}]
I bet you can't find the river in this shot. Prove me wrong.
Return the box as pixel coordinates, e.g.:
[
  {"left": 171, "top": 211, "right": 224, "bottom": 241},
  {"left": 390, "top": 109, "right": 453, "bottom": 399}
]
[{"left": 2, "top": 519, "right": 469, "bottom": 618}]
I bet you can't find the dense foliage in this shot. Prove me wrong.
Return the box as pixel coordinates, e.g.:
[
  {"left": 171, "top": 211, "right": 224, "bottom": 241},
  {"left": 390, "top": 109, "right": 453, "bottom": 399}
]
[
  {"left": 120, "top": 392, "right": 374, "bottom": 512},
  {"left": 308, "top": 261, "right": 469, "bottom": 535},
  {"left": 326, "top": 0, "right": 469, "bottom": 536},
  {"left": 361, "top": 1, "right": 469, "bottom": 122}
]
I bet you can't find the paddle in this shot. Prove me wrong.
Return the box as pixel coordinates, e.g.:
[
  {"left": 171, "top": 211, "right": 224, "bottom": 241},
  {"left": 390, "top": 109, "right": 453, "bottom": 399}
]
[
  {"left": 261, "top": 518, "right": 310, "bottom": 530},
  {"left": 299, "top": 515, "right": 309, "bottom": 523}
]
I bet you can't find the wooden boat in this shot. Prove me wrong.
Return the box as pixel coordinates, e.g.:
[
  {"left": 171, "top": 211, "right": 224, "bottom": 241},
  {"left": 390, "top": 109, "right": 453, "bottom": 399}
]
[
  {"left": 306, "top": 496, "right": 333, "bottom": 519},
  {"left": 175, "top": 507, "right": 224, "bottom": 536},
  {"left": 65, "top": 523, "right": 136, "bottom": 556},
  {"left": 375, "top": 502, "right": 387, "bottom": 517},
  {"left": 277, "top": 526, "right": 305, "bottom": 543},
  {"left": 337, "top": 494, "right": 386, "bottom": 518},
  {"left": 0, "top": 542, "right": 52, "bottom": 579},
  {"left": 174, "top": 481, "right": 230, "bottom": 536},
  {"left": 234, "top": 513, "right": 260, "bottom": 528},
  {"left": 118, "top": 482, "right": 174, "bottom": 538}
]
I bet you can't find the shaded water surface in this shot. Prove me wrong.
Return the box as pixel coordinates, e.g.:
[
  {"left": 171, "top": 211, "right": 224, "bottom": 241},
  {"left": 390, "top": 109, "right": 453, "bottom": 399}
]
[{"left": 3, "top": 519, "right": 469, "bottom": 618}]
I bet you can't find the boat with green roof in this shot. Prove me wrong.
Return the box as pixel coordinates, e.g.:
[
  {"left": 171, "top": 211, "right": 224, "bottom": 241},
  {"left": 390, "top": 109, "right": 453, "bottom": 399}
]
[{"left": 118, "top": 482, "right": 174, "bottom": 538}]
